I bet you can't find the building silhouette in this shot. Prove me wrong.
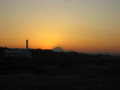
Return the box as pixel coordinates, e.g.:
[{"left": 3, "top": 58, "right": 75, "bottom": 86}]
[{"left": 4, "top": 40, "right": 31, "bottom": 58}]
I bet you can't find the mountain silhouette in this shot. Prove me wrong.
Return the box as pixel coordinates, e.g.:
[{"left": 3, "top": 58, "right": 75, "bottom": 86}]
[{"left": 53, "top": 47, "right": 65, "bottom": 52}]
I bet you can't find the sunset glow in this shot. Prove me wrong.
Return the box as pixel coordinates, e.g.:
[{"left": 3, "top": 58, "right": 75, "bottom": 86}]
[{"left": 0, "top": 0, "right": 120, "bottom": 54}]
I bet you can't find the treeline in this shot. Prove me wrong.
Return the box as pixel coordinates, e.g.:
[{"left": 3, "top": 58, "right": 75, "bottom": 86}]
[{"left": 0, "top": 48, "right": 120, "bottom": 76}]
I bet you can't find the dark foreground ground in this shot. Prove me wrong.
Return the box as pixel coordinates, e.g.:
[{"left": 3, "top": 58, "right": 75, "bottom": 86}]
[
  {"left": 1, "top": 73, "right": 120, "bottom": 90},
  {"left": 0, "top": 50, "right": 120, "bottom": 90},
  {"left": 0, "top": 59, "right": 120, "bottom": 90}
]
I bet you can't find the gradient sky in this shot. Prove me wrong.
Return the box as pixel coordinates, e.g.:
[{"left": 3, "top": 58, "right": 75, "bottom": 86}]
[{"left": 0, "top": 0, "right": 120, "bottom": 54}]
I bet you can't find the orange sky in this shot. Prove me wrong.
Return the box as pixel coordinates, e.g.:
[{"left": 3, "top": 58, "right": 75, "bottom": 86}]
[{"left": 0, "top": 0, "right": 120, "bottom": 54}]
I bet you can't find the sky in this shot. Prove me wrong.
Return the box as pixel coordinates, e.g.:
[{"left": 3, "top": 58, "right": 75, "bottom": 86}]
[{"left": 0, "top": 0, "right": 120, "bottom": 54}]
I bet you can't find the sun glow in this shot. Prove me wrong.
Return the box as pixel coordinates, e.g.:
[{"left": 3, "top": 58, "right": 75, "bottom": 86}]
[{"left": 35, "top": 31, "right": 64, "bottom": 49}]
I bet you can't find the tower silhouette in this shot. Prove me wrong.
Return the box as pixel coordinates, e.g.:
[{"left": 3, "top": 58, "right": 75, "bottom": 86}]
[{"left": 26, "top": 40, "right": 28, "bottom": 49}]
